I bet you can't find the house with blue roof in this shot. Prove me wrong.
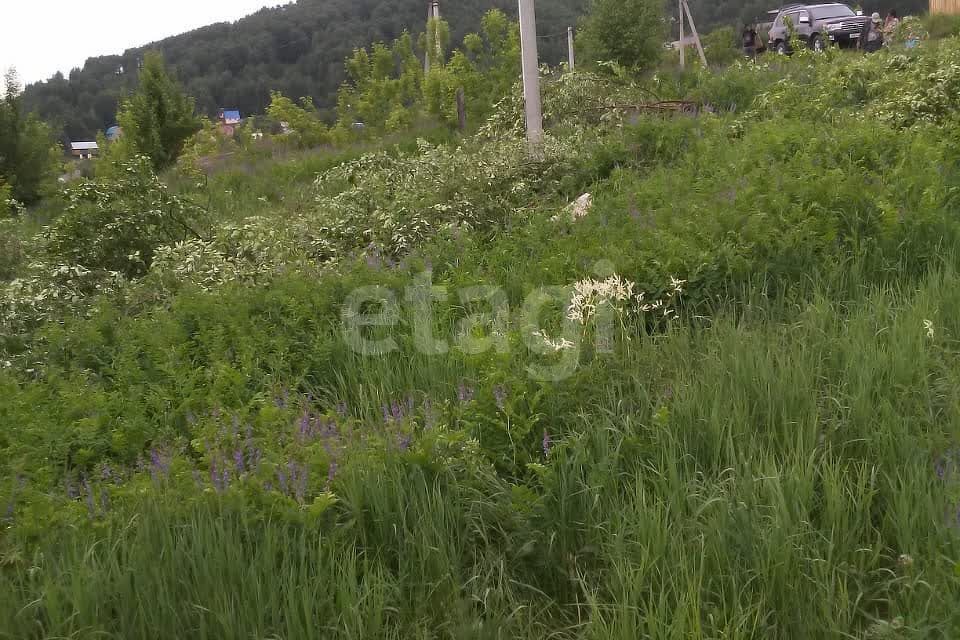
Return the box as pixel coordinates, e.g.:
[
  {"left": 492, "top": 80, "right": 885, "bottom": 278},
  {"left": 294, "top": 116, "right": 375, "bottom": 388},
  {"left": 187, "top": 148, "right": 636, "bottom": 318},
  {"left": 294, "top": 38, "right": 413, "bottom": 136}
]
[{"left": 217, "top": 109, "right": 242, "bottom": 136}]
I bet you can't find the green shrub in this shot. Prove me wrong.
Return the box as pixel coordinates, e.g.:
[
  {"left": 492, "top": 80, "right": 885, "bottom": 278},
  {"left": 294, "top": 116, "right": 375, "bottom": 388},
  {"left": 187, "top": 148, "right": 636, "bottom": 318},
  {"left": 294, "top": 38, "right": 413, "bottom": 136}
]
[
  {"left": 47, "top": 156, "right": 206, "bottom": 278},
  {"left": 701, "top": 25, "right": 742, "bottom": 67},
  {"left": 0, "top": 219, "right": 22, "bottom": 281},
  {"left": 924, "top": 12, "right": 960, "bottom": 39}
]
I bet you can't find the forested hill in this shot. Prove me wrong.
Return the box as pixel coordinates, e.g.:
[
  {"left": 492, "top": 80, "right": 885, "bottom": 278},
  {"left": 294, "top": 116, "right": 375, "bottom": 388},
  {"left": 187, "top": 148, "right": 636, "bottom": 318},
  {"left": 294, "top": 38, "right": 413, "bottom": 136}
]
[
  {"left": 23, "top": 0, "right": 587, "bottom": 140},
  {"left": 23, "top": 0, "right": 929, "bottom": 140}
]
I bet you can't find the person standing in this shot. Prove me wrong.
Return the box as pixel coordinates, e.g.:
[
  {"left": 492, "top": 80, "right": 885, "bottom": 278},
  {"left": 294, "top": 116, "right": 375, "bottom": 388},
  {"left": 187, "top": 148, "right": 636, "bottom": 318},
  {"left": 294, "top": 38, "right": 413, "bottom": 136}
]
[
  {"left": 742, "top": 23, "right": 760, "bottom": 59},
  {"left": 883, "top": 10, "right": 900, "bottom": 42},
  {"left": 861, "top": 12, "right": 884, "bottom": 52}
]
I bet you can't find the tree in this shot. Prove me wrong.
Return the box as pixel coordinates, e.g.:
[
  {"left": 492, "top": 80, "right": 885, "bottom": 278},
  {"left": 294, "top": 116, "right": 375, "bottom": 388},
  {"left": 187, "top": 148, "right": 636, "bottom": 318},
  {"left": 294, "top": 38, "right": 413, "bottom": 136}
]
[
  {"left": 578, "top": 0, "right": 665, "bottom": 71},
  {"left": 115, "top": 52, "right": 201, "bottom": 169},
  {"left": 266, "top": 92, "right": 331, "bottom": 148},
  {"left": 0, "top": 69, "right": 60, "bottom": 208}
]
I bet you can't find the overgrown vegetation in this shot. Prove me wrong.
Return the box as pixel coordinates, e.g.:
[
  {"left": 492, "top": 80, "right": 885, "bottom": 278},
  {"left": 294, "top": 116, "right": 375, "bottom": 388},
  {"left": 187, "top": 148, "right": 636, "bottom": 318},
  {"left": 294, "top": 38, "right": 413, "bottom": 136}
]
[
  {"left": 0, "top": 71, "right": 60, "bottom": 208},
  {"left": 2, "top": 21, "right": 960, "bottom": 640}
]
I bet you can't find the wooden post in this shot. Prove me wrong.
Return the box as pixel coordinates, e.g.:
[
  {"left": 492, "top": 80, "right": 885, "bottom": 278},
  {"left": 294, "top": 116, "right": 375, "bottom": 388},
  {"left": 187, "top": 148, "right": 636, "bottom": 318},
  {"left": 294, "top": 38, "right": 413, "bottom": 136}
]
[
  {"left": 682, "top": 0, "right": 709, "bottom": 68},
  {"left": 678, "top": 0, "right": 685, "bottom": 69},
  {"left": 456, "top": 88, "right": 467, "bottom": 132},
  {"left": 567, "top": 27, "right": 576, "bottom": 71},
  {"left": 518, "top": 0, "right": 543, "bottom": 154}
]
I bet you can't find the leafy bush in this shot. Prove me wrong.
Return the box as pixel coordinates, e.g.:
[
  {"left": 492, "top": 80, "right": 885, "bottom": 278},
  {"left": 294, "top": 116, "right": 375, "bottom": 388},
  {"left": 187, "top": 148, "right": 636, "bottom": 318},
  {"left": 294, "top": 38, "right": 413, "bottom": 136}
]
[
  {"left": 0, "top": 219, "right": 23, "bottom": 281},
  {"left": 924, "top": 12, "right": 960, "bottom": 39},
  {"left": 701, "top": 25, "right": 742, "bottom": 67},
  {"left": 577, "top": 0, "right": 666, "bottom": 71},
  {"left": 47, "top": 156, "right": 206, "bottom": 278}
]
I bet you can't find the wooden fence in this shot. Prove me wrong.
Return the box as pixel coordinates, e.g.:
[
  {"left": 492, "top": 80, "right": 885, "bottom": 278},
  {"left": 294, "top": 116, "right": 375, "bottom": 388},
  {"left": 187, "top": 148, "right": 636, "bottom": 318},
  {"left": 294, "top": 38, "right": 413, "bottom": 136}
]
[{"left": 931, "top": 0, "right": 960, "bottom": 15}]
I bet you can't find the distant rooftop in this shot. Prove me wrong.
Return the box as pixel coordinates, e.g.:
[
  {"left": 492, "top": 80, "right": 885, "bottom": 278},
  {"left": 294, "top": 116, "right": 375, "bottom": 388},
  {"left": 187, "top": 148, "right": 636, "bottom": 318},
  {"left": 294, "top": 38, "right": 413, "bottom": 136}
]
[
  {"left": 219, "top": 109, "right": 242, "bottom": 125},
  {"left": 70, "top": 141, "right": 99, "bottom": 151}
]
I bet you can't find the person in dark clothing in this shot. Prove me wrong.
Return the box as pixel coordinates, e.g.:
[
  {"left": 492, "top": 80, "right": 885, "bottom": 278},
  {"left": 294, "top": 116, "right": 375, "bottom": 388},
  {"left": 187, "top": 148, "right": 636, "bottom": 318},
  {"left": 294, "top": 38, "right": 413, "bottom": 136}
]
[
  {"left": 742, "top": 24, "right": 760, "bottom": 59},
  {"left": 860, "top": 12, "right": 884, "bottom": 52}
]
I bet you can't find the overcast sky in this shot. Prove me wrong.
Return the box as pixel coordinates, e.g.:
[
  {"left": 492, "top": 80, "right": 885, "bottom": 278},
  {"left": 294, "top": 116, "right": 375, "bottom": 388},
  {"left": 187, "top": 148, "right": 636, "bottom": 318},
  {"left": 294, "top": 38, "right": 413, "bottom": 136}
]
[{"left": 1, "top": 1, "right": 279, "bottom": 86}]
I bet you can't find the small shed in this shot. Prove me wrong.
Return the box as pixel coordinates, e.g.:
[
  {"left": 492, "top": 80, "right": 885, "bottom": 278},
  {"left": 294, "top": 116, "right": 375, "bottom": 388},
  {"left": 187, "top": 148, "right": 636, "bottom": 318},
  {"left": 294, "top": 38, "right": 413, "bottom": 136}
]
[{"left": 70, "top": 141, "right": 99, "bottom": 160}]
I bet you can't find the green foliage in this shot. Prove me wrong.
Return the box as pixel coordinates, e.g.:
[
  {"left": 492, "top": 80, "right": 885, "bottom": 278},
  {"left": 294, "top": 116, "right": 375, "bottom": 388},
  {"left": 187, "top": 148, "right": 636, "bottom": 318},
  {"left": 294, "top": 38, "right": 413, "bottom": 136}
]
[
  {"left": 753, "top": 39, "right": 960, "bottom": 128},
  {"left": 5, "top": 31, "right": 960, "bottom": 640},
  {"left": 0, "top": 218, "right": 23, "bottom": 282},
  {"left": 337, "top": 33, "right": 424, "bottom": 133},
  {"left": 924, "top": 12, "right": 960, "bottom": 40},
  {"left": 701, "top": 25, "right": 742, "bottom": 67},
  {"left": 338, "top": 10, "right": 521, "bottom": 133},
  {"left": 0, "top": 70, "right": 61, "bottom": 207},
  {"left": 176, "top": 117, "right": 239, "bottom": 178},
  {"left": 266, "top": 92, "right": 331, "bottom": 149},
  {"left": 115, "top": 52, "right": 201, "bottom": 170},
  {"left": 578, "top": 0, "right": 665, "bottom": 71},
  {"left": 47, "top": 156, "right": 206, "bottom": 278},
  {"left": 21, "top": 0, "right": 590, "bottom": 141}
]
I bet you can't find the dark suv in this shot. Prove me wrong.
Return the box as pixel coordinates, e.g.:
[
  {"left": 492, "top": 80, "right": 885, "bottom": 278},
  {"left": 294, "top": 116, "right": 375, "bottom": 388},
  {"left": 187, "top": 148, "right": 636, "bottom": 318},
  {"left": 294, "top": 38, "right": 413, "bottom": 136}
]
[{"left": 768, "top": 3, "right": 871, "bottom": 54}]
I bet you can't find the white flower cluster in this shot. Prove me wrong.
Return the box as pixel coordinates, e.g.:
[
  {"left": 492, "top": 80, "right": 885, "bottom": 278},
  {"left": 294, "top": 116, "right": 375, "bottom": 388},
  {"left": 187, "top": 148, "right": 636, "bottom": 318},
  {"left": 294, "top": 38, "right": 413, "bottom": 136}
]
[
  {"left": 566, "top": 274, "right": 637, "bottom": 326},
  {"left": 531, "top": 330, "right": 576, "bottom": 352}
]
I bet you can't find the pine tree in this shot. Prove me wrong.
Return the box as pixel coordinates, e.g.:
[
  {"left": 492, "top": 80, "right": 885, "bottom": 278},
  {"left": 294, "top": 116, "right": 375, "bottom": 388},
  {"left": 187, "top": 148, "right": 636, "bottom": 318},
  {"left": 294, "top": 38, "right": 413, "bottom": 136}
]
[{"left": 116, "top": 52, "right": 201, "bottom": 169}]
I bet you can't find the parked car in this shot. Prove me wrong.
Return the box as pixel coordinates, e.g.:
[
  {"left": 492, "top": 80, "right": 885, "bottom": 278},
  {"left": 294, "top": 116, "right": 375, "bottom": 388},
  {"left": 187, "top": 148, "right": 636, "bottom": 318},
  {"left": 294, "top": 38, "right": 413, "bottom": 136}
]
[{"left": 768, "top": 3, "right": 872, "bottom": 54}]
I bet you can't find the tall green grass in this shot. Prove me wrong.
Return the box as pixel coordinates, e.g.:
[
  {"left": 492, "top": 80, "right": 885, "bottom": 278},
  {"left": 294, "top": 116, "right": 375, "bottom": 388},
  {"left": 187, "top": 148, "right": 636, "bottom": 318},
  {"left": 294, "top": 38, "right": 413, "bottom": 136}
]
[{"left": 2, "top": 264, "right": 958, "bottom": 639}]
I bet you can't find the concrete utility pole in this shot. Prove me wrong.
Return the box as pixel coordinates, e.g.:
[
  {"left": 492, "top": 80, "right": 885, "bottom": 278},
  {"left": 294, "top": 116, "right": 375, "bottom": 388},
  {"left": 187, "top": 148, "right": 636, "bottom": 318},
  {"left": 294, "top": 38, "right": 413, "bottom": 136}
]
[
  {"left": 425, "top": 2, "right": 433, "bottom": 74},
  {"left": 567, "top": 27, "right": 576, "bottom": 71},
  {"left": 678, "top": 0, "right": 685, "bottom": 69},
  {"left": 518, "top": 0, "right": 543, "bottom": 154},
  {"left": 678, "top": 0, "right": 707, "bottom": 69},
  {"left": 682, "top": 0, "right": 709, "bottom": 68},
  {"left": 424, "top": 2, "right": 441, "bottom": 74}
]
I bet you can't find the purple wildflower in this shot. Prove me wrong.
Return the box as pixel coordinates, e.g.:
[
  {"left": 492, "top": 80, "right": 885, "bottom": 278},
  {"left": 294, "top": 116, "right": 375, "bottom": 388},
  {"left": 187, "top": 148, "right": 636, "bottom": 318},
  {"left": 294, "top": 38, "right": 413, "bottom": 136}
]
[
  {"left": 233, "top": 449, "right": 246, "bottom": 475},
  {"left": 543, "top": 430, "right": 552, "bottom": 458},
  {"left": 66, "top": 478, "right": 79, "bottom": 500},
  {"left": 336, "top": 402, "right": 348, "bottom": 418},
  {"left": 458, "top": 382, "right": 475, "bottom": 404},
  {"left": 398, "top": 434, "right": 412, "bottom": 452},
  {"left": 277, "top": 468, "right": 289, "bottom": 496},
  {"left": 149, "top": 449, "right": 170, "bottom": 484},
  {"left": 248, "top": 448, "right": 263, "bottom": 470},
  {"left": 423, "top": 398, "right": 437, "bottom": 430},
  {"left": 298, "top": 412, "right": 312, "bottom": 441},
  {"left": 287, "top": 462, "right": 308, "bottom": 503},
  {"left": 99, "top": 488, "right": 110, "bottom": 513},
  {"left": 493, "top": 385, "right": 508, "bottom": 410},
  {"left": 210, "top": 459, "right": 230, "bottom": 493},
  {"left": 327, "top": 461, "right": 338, "bottom": 489},
  {"left": 936, "top": 457, "right": 948, "bottom": 481},
  {"left": 391, "top": 400, "right": 404, "bottom": 422},
  {"left": 82, "top": 478, "right": 96, "bottom": 518}
]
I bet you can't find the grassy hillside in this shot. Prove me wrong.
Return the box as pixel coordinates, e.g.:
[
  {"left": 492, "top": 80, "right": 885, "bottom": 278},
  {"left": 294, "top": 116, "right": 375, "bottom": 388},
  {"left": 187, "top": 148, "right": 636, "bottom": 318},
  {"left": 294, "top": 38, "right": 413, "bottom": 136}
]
[{"left": 3, "top": 38, "right": 960, "bottom": 638}]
